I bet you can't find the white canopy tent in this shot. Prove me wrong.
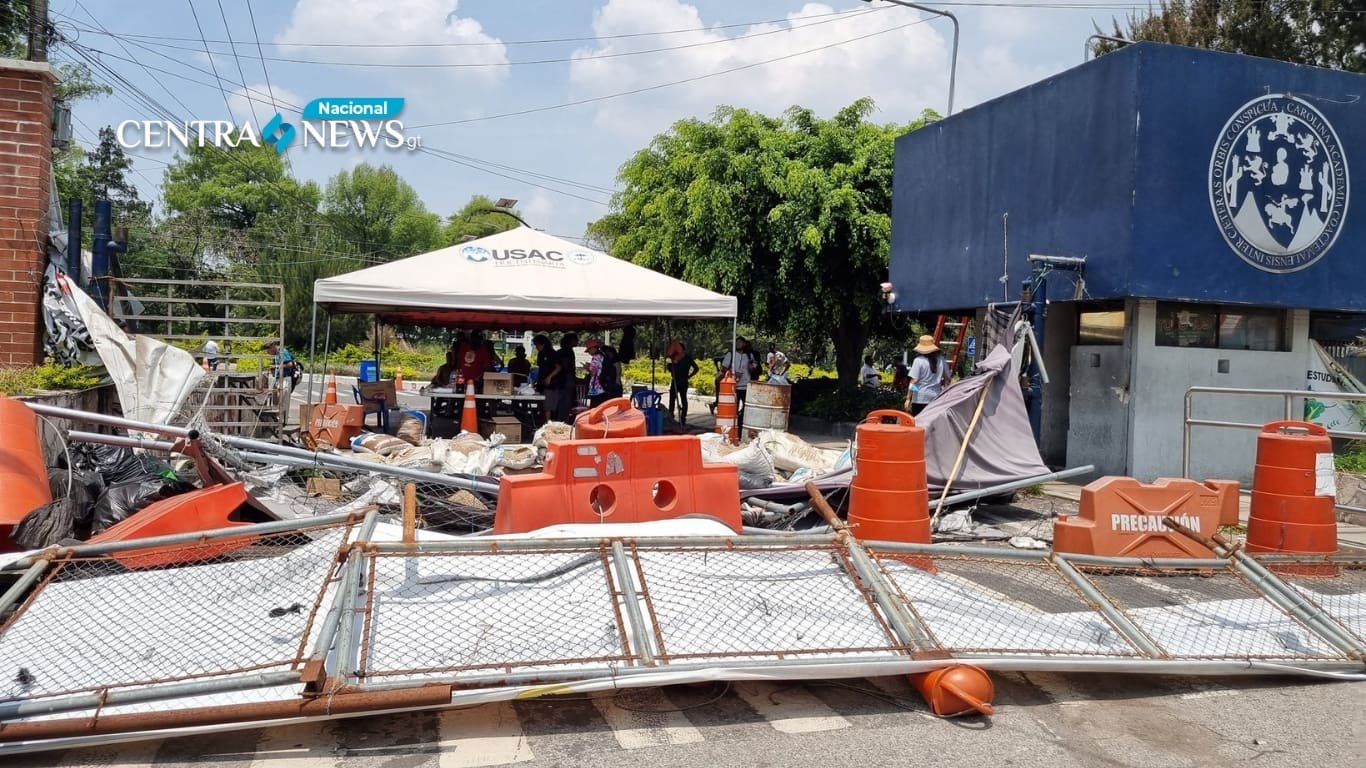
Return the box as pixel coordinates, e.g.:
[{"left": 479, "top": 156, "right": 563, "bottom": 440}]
[{"left": 313, "top": 228, "right": 736, "bottom": 329}]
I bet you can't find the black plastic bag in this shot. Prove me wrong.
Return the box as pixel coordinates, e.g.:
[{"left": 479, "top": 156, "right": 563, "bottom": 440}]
[
  {"left": 92, "top": 478, "right": 195, "bottom": 534},
  {"left": 13, "top": 499, "right": 78, "bottom": 550},
  {"left": 71, "top": 443, "right": 171, "bottom": 486}
]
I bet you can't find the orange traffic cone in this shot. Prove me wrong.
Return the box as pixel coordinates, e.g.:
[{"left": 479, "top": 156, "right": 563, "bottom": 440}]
[
  {"left": 714, "top": 372, "right": 738, "bottom": 444},
  {"left": 460, "top": 380, "right": 479, "bottom": 435},
  {"left": 394, "top": 367, "right": 404, "bottom": 391},
  {"left": 909, "top": 664, "right": 995, "bottom": 717},
  {"left": 324, "top": 371, "right": 338, "bottom": 405}
]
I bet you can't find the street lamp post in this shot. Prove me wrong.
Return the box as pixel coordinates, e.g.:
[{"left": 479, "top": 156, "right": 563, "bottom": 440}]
[
  {"left": 1084, "top": 34, "right": 1131, "bottom": 61},
  {"left": 863, "top": 0, "right": 959, "bottom": 116}
]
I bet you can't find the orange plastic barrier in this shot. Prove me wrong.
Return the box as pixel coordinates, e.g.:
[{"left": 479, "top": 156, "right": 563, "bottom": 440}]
[
  {"left": 1247, "top": 421, "right": 1338, "bottom": 557},
  {"left": 87, "top": 482, "right": 257, "bottom": 569},
  {"left": 460, "top": 381, "right": 479, "bottom": 435},
  {"left": 848, "top": 410, "right": 930, "bottom": 545},
  {"left": 714, "top": 372, "right": 738, "bottom": 444},
  {"left": 1054, "top": 476, "right": 1237, "bottom": 558},
  {"left": 308, "top": 403, "right": 365, "bottom": 449},
  {"left": 910, "top": 664, "right": 995, "bottom": 717},
  {"left": 573, "top": 397, "right": 646, "bottom": 440},
  {"left": 493, "top": 435, "right": 741, "bottom": 534},
  {"left": 0, "top": 396, "right": 51, "bottom": 551}
]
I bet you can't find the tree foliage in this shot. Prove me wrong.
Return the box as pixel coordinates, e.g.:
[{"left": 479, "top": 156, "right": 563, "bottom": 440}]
[
  {"left": 589, "top": 99, "right": 934, "bottom": 385},
  {"left": 322, "top": 162, "right": 442, "bottom": 262},
  {"left": 162, "top": 142, "right": 319, "bottom": 230},
  {"left": 63, "top": 126, "right": 151, "bottom": 230},
  {"left": 444, "top": 194, "right": 522, "bottom": 245},
  {"left": 1094, "top": 0, "right": 1365, "bottom": 72}
]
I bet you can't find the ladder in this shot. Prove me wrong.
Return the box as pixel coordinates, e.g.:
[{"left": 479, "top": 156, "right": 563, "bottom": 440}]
[{"left": 932, "top": 314, "right": 973, "bottom": 370}]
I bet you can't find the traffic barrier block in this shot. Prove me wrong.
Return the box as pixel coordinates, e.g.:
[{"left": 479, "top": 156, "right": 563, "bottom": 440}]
[{"left": 1053, "top": 476, "right": 1236, "bottom": 558}]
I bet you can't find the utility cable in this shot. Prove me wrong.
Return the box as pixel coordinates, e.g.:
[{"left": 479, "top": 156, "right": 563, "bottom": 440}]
[{"left": 184, "top": 0, "right": 234, "bottom": 119}]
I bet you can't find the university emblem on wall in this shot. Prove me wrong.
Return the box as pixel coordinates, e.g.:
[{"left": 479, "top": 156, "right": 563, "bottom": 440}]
[{"left": 1209, "top": 94, "right": 1349, "bottom": 274}]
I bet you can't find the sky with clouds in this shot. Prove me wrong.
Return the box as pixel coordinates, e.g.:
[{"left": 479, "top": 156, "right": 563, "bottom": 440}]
[{"left": 52, "top": 0, "right": 1151, "bottom": 243}]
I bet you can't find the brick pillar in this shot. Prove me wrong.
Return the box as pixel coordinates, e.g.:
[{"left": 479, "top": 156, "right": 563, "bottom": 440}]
[{"left": 0, "top": 58, "right": 56, "bottom": 367}]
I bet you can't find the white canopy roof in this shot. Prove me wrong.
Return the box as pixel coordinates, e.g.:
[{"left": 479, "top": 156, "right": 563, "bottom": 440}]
[{"left": 313, "top": 228, "right": 736, "bottom": 329}]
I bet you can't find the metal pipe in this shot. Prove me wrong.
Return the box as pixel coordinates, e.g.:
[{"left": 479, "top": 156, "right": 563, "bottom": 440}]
[
  {"left": 212, "top": 435, "right": 501, "bottom": 494},
  {"left": 1084, "top": 33, "right": 1131, "bottom": 61},
  {"left": 741, "top": 525, "right": 832, "bottom": 536},
  {"left": 2, "top": 512, "right": 361, "bottom": 570},
  {"left": 1228, "top": 550, "right": 1365, "bottom": 659},
  {"left": 932, "top": 465, "right": 1095, "bottom": 511},
  {"left": 365, "top": 533, "right": 840, "bottom": 554},
  {"left": 1183, "top": 388, "right": 1193, "bottom": 478},
  {"left": 66, "top": 197, "right": 81, "bottom": 282},
  {"left": 1051, "top": 554, "right": 1165, "bottom": 657},
  {"left": 67, "top": 430, "right": 181, "bottom": 454},
  {"left": 0, "top": 683, "right": 455, "bottom": 743},
  {"left": 0, "top": 560, "right": 49, "bottom": 616},
  {"left": 863, "top": 540, "right": 1048, "bottom": 561},
  {"left": 0, "top": 670, "right": 302, "bottom": 721},
  {"left": 610, "top": 541, "right": 655, "bottom": 666},
  {"left": 330, "top": 512, "right": 381, "bottom": 686},
  {"left": 866, "top": 0, "right": 958, "bottom": 116},
  {"left": 1058, "top": 553, "right": 1230, "bottom": 569},
  {"left": 307, "top": 551, "right": 361, "bottom": 674},
  {"left": 843, "top": 542, "right": 939, "bottom": 653},
  {"left": 307, "top": 301, "right": 319, "bottom": 413},
  {"left": 24, "top": 401, "right": 192, "bottom": 438},
  {"left": 1182, "top": 385, "right": 1366, "bottom": 477}
]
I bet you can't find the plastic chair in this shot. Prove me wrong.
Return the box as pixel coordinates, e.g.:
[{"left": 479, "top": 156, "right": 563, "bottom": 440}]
[
  {"left": 631, "top": 390, "right": 665, "bottom": 436},
  {"left": 352, "top": 385, "right": 390, "bottom": 433}
]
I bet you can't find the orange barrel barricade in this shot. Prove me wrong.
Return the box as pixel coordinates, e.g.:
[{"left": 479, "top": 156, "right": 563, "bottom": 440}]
[
  {"left": 1053, "top": 476, "right": 1234, "bottom": 558},
  {"left": 86, "top": 483, "right": 257, "bottom": 569},
  {"left": 910, "top": 664, "right": 995, "bottom": 717},
  {"left": 0, "top": 396, "right": 51, "bottom": 551},
  {"left": 848, "top": 409, "right": 930, "bottom": 545},
  {"left": 715, "top": 372, "right": 739, "bottom": 444},
  {"left": 493, "top": 435, "right": 741, "bottom": 534},
  {"left": 1247, "top": 421, "right": 1338, "bottom": 556},
  {"left": 573, "top": 397, "right": 647, "bottom": 440}
]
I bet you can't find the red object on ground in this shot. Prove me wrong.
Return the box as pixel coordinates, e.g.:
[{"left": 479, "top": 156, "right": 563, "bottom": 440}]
[
  {"left": 1247, "top": 421, "right": 1338, "bottom": 557},
  {"left": 1053, "top": 476, "right": 1234, "bottom": 558},
  {"left": 0, "top": 396, "right": 51, "bottom": 552},
  {"left": 573, "top": 397, "right": 646, "bottom": 440},
  {"left": 909, "top": 664, "right": 995, "bottom": 717},
  {"left": 87, "top": 482, "right": 257, "bottom": 569},
  {"left": 493, "top": 435, "right": 741, "bottom": 534},
  {"left": 848, "top": 409, "right": 930, "bottom": 544},
  {"left": 714, "top": 372, "right": 738, "bottom": 444}
]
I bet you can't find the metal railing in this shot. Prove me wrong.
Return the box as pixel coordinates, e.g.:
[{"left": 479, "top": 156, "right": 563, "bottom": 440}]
[{"left": 1182, "top": 386, "right": 1366, "bottom": 478}]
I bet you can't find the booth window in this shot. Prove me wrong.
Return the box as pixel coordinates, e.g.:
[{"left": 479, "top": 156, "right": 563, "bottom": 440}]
[
  {"left": 1155, "top": 303, "right": 1287, "bottom": 351},
  {"left": 1078, "top": 307, "right": 1125, "bottom": 345}
]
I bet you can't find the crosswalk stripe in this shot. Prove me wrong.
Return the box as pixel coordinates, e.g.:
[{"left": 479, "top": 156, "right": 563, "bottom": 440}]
[
  {"left": 734, "top": 682, "right": 852, "bottom": 734},
  {"left": 590, "top": 689, "right": 705, "bottom": 750},
  {"left": 55, "top": 739, "right": 158, "bottom": 768},
  {"left": 247, "top": 722, "right": 342, "bottom": 767},
  {"left": 438, "top": 701, "right": 535, "bottom": 768}
]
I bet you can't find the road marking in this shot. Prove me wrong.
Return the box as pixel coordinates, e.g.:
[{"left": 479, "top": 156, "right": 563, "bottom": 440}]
[
  {"left": 438, "top": 701, "right": 535, "bottom": 768},
  {"left": 247, "top": 722, "right": 341, "bottom": 767},
  {"left": 590, "top": 689, "right": 704, "bottom": 749},
  {"left": 734, "top": 682, "right": 852, "bottom": 733},
  {"left": 55, "top": 740, "right": 158, "bottom": 767}
]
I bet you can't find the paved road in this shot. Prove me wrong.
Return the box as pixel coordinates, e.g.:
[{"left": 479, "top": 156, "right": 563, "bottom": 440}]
[{"left": 10, "top": 672, "right": 1363, "bottom": 767}]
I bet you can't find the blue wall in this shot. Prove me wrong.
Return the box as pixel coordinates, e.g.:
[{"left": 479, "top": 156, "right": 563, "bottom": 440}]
[{"left": 890, "top": 43, "right": 1364, "bottom": 313}]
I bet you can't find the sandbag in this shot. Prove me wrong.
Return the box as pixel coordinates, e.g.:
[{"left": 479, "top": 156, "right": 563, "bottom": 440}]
[
  {"left": 351, "top": 433, "right": 410, "bottom": 456},
  {"left": 715, "top": 440, "right": 776, "bottom": 491},
  {"left": 92, "top": 477, "right": 195, "bottom": 534},
  {"left": 396, "top": 413, "right": 426, "bottom": 445}
]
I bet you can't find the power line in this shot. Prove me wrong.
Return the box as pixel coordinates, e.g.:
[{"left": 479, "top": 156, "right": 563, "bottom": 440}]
[
  {"left": 243, "top": 0, "right": 278, "bottom": 113},
  {"left": 216, "top": 0, "right": 259, "bottom": 125},
  {"left": 73, "top": 0, "right": 198, "bottom": 121},
  {"left": 410, "top": 15, "right": 936, "bottom": 129},
  {"left": 184, "top": 0, "right": 233, "bottom": 119}
]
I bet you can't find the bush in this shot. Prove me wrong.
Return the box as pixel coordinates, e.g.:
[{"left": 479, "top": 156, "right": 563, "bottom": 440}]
[
  {"left": 797, "top": 386, "right": 905, "bottom": 423},
  {"left": 0, "top": 360, "right": 103, "bottom": 395},
  {"left": 1338, "top": 442, "right": 1366, "bottom": 474}
]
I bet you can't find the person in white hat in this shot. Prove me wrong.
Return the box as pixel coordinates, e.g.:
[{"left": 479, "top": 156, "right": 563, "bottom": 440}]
[{"left": 907, "top": 334, "right": 951, "bottom": 415}]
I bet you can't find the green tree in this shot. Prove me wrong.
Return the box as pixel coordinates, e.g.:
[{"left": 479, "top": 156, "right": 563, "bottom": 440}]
[
  {"left": 321, "top": 163, "right": 442, "bottom": 263},
  {"left": 589, "top": 99, "right": 934, "bottom": 386},
  {"left": 67, "top": 126, "right": 151, "bottom": 229},
  {"left": 443, "top": 195, "right": 522, "bottom": 244},
  {"left": 162, "top": 142, "right": 319, "bottom": 230},
  {"left": 1093, "top": 0, "right": 1364, "bottom": 72}
]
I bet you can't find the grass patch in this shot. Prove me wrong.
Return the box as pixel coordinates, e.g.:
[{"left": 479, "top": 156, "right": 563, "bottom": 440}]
[
  {"left": 1336, "top": 441, "right": 1366, "bottom": 474},
  {"left": 0, "top": 360, "right": 103, "bottom": 395}
]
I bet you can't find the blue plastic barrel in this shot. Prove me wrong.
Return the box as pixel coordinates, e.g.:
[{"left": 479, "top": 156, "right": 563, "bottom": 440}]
[{"left": 359, "top": 359, "right": 379, "bottom": 382}]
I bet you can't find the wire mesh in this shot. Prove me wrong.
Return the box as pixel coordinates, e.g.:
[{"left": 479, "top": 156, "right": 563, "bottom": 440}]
[
  {"left": 0, "top": 521, "right": 354, "bottom": 705},
  {"left": 1082, "top": 564, "right": 1347, "bottom": 660},
  {"left": 355, "top": 548, "right": 636, "bottom": 684},
  {"left": 632, "top": 544, "right": 906, "bottom": 662},
  {"left": 1265, "top": 562, "right": 1366, "bottom": 649},
  {"left": 872, "top": 553, "right": 1141, "bottom": 657}
]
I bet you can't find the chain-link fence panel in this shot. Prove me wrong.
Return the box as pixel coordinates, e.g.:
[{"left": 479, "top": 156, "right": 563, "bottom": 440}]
[
  {"left": 632, "top": 544, "right": 907, "bottom": 663},
  {"left": 1247, "top": 561, "right": 1366, "bottom": 650},
  {"left": 1081, "top": 564, "right": 1347, "bottom": 660},
  {"left": 871, "top": 553, "right": 1141, "bottom": 657},
  {"left": 0, "top": 521, "right": 354, "bottom": 706},
  {"left": 355, "top": 548, "right": 636, "bottom": 685}
]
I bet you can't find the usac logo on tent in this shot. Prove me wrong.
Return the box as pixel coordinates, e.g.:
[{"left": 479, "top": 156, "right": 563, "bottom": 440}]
[{"left": 461, "top": 244, "right": 591, "bottom": 268}]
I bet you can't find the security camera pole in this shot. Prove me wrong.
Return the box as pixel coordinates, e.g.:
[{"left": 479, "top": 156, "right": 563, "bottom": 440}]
[{"left": 862, "top": 0, "right": 958, "bottom": 116}]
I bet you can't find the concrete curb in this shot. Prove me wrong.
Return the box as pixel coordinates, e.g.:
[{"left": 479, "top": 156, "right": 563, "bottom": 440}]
[{"left": 787, "top": 414, "right": 859, "bottom": 440}]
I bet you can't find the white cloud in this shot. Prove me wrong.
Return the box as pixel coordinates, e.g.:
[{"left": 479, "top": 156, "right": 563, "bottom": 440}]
[
  {"left": 275, "top": 0, "right": 509, "bottom": 86},
  {"left": 520, "top": 189, "right": 556, "bottom": 230},
  {"left": 568, "top": 1, "right": 951, "bottom": 141}
]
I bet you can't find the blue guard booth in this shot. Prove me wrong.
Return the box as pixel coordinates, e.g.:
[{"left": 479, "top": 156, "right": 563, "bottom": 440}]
[{"left": 887, "top": 43, "right": 1363, "bottom": 482}]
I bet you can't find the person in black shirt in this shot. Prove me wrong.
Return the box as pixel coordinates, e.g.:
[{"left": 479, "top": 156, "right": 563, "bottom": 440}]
[
  {"left": 507, "top": 344, "right": 532, "bottom": 387},
  {"left": 532, "top": 334, "right": 560, "bottom": 422},
  {"left": 555, "top": 333, "right": 579, "bottom": 422},
  {"left": 668, "top": 341, "right": 699, "bottom": 423}
]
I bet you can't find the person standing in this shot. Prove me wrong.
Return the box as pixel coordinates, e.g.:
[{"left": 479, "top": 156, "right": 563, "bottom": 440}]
[
  {"left": 601, "top": 344, "right": 623, "bottom": 399},
  {"left": 203, "top": 339, "right": 220, "bottom": 371},
  {"left": 766, "top": 342, "right": 790, "bottom": 384},
  {"left": 555, "top": 333, "right": 579, "bottom": 422},
  {"left": 907, "top": 335, "right": 952, "bottom": 415},
  {"left": 668, "top": 341, "right": 699, "bottom": 424},
  {"left": 860, "top": 355, "right": 881, "bottom": 389},
  {"left": 264, "top": 340, "right": 298, "bottom": 391},
  {"left": 507, "top": 344, "right": 532, "bottom": 387},
  {"left": 456, "top": 331, "right": 491, "bottom": 388},
  {"left": 533, "top": 334, "right": 562, "bottom": 423},
  {"left": 585, "top": 339, "right": 607, "bottom": 406},
  {"left": 721, "top": 336, "right": 755, "bottom": 420}
]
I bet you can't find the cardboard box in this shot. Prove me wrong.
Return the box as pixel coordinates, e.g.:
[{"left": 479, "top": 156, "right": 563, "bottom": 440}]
[
  {"left": 358, "top": 379, "right": 398, "bottom": 407},
  {"left": 484, "top": 372, "right": 514, "bottom": 396},
  {"left": 479, "top": 415, "right": 523, "bottom": 443},
  {"left": 306, "top": 477, "right": 342, "bottom": 500}
]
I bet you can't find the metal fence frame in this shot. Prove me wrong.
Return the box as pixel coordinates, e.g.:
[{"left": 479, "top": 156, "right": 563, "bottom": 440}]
[{"left": 1182, "top": 386, "right": 1366, "bottom": 478}]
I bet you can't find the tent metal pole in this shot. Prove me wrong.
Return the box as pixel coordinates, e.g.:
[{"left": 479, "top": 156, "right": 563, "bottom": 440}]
[
  {"left": 374, "top": 316, "right": 381, "bottom": 376},
  {"left": 307, "top": 301, "right": 319, "bottom": 412},
  {"left": 321, "top": 314, "right": 333, "bottom": 395}
]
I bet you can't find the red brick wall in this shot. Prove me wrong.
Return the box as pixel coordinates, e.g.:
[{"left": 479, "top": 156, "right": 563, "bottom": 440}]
[{"left": 0, "top": 59, "right": 54, "bottom": 367}]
